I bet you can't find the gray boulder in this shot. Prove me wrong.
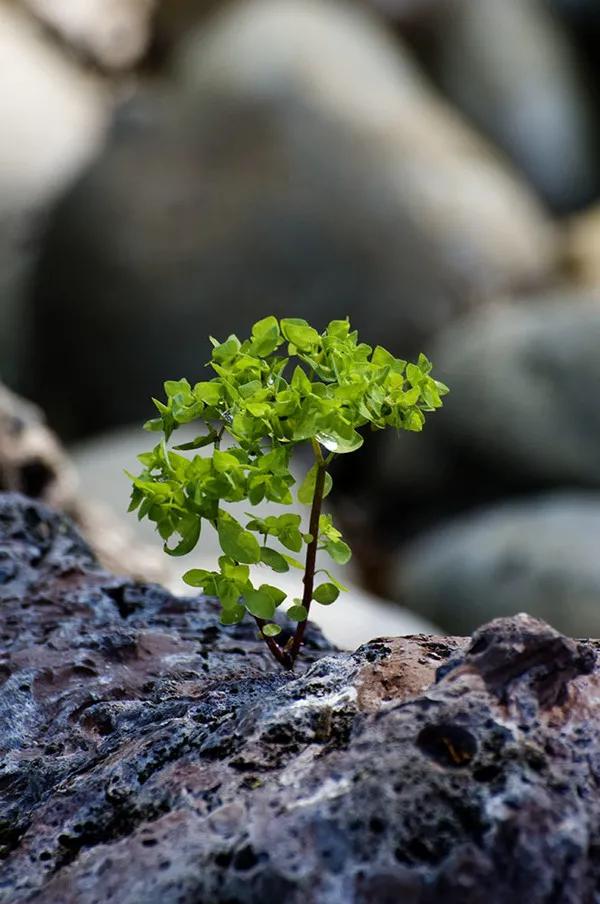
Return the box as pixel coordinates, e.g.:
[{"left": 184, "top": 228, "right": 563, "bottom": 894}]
[
  {"left": 0, "top": 4, "right": 108, "bottom": 388},
  {"left": 431, "top": 295, "right": 600, "bottom": 486},
  {"left": 394, "top": 493, "right": 600, "bottom": 636},
  {"left": 426, "top": 0, "right": 598, "bottom": 211},
  {"left": 29, "top": 0, "right": 556, "bottom": 437}
]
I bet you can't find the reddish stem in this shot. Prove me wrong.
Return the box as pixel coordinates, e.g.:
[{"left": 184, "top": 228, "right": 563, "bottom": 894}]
[{"left": 287, "top": 458, "right": 327, "bottom": 666}]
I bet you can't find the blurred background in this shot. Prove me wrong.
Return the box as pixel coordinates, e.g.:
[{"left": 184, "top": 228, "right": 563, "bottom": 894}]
[{"left": 3, "top": 0, "right": 600, "bottom": 644}]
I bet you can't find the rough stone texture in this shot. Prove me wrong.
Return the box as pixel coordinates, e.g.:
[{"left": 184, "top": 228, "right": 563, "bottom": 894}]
[
  {"left": 393, "top": 492, "right": 600, "bottom": 637},
  {"left": 2, "top": 494, "right": 600, "bottom": 902}
]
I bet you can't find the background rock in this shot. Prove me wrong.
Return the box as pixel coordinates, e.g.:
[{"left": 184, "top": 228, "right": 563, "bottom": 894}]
[
  {"left": 430, "top": 295, "right": 600, "bottom": 487},
  {"left": 394, "top": 493, "right": 600, "bottom": 636},
  {"left": 564, "top": 205, "right": 600, "bottom": 286},
  {"left": 0, "top": 3, "right": 108, "bottom": 387},
  {"left": 21, "top": 0, "right": 157, "bottom": 70},
  {"left": 0, "top": 382, "right": 167, "bottom": 584},
  {"left": 1, "top": 493, "right": 600, "bottom": 902},
  {"left": 27, "top": 0, "right": 556, "bottom": 438},
  {"left": 421, "top": 0, "right": 598, "bottom": 212}
]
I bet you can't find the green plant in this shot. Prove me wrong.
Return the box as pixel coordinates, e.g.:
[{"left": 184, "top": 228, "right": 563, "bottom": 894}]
[{"left": 128, "top": 316, "right": 448, "bottom": 668}]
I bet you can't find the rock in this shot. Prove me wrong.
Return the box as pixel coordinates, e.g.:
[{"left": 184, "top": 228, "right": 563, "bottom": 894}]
[
  {"left": 20, "top": 0, "right": 157, "bottom": 70},
  {"left": 335, "top": 292, "right": 600, "bottom": 588},
  {"left": 1, "top": 494, "right": 600, "bottom": 902},
  {"left": 0, "top": 382, "right": 167, "bottom": 584},
  {"left": 564, "top": 205, "right": 600, "bottom": 287},
  {"left": 393, "top": 492, "right": 600, "bottom": 637},
  {"left": 28, "top": 0, "right": 556, "bottom": 438},
  {"left": 424, "top": 0, "right": 598, "bottom": 212},
  {"left": 0, "top": 3, "right": 108, "bottom": 387},
  {"left": 70, "top": 425, "right": 437, "bottom": 647},
  {"left": 429, "top": 295, "right": 600, "bottom": 487}
]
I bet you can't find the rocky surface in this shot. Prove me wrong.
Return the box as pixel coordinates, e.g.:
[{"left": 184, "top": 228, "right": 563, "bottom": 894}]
[{"left": 1, "top": 493, "right": 600, "bottom": 902}]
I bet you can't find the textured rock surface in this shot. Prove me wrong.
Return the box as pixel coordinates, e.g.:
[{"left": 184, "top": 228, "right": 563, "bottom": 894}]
[{"left": 1, "top": 494, "right": 600, "bottom": 902}]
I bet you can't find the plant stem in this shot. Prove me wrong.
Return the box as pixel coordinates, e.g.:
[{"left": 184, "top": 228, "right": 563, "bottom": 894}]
[
  {"left": 287, "top": 451, "right": 327, "bottom": 666},
  {"left": 253, "top": 616, "right": 292, "bottom": 668}
]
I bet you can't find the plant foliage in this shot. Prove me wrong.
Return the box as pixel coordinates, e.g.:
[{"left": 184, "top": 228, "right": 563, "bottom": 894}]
[{"left": 128, "top": 316, "right": 448, "bottom": 667}]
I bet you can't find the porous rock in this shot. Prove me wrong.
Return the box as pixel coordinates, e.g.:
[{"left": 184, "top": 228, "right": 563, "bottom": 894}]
[{"left": 1, "top": 494, "right": 600, "bottom": 902}]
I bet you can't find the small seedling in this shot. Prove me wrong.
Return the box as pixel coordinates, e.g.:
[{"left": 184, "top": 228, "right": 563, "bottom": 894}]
[{"left": 128, "top": 316, "right": 448, "bottom": 668}]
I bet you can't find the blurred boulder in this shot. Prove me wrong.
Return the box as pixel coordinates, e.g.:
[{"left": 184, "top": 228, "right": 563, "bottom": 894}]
[
  {"left": 393, "top": 493, "right": 600, "bottom": 637},
  {"left": 424, "top": 0, "right": 599, "bottom": 212},
  {"left": 21, "top": 0, "right": 157, "bottom": 70},
  {"left": 29, "top": 0, "right": 556, "bottom": 438},
  {"left": 430, "top": 295, "right": 600, "bottom": 486},
  {"left": 0, "top": 381, "right": 167, "bottom": 583},
  {"left": 0, "top": 3, "right": 108, "bottom": 387},
  {"left": 334, "top": 291, "right": 600, "bottom": 587},
  {"left": 564, "top": 205, "right": 600, "bottom": 287}
]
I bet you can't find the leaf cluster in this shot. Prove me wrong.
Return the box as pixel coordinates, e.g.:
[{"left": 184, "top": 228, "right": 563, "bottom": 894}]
[{"left": 128, "top": 316, "right": 448, "bottom": 642}]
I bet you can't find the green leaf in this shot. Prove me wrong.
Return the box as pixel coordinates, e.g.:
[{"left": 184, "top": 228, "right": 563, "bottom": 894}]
[
  {"left": 143, "top": 417, "right": 163, "bottom": 432},
  {"left": 244, "top": 589, "right": 276, "bottom": 620},
  {"left": 297, "top": 464, "right": 333, "bottom": 504},
  {"left": 213, "top": 449, "right": 241, "bottom": 473},
  {"left": 250, "top": 316, "right": 281, "bottom": 357},
  {"left": 262, "top": 623, "right": 282, "bottom": 637},
  {"left": 193, "top": 381, "right": 222, "bottom": 405},
  {"left": 280, "top": 318, "right": 320, "bottom": 350},
  {"left": 281, "top": 553, "right": 305, "bottom": 570},
  {"left": 220, "top": 605, "right": 246, "bottom": 625},
  {"left": 259, "top": 584, "right": 287, "bottom": 607},
  {"left": 219, "top": 556, "right": 250, "bottom": 583},
  {"left": 260, "top": 547, "right": 290, "bottom": 573},
  {"left": 173, "top": 431, "right": 217, "bottom": 450},
  {"left": 218, "top": 511, "right": 261, "bottom": 564},
  {"left": 287, "top": 604, "right": 308, "bottom": 622},
  {"left": 324, "top": 539, "right": 352, "bottom": 565},
  {"left": 163, "top": 515, "right": 201, "bottom": 556},
  {"left": 313, "top": 582, "right": 340, "bottom": 605},
  {"left": 165, "top": 378, "right": 192, "bottom": 401},
  {"left": 291, "top": 366, "right": 313, "bottom": 396},
  {"left": 316, "top": 569, "right": 349, "bottom": 593},
  {"left": 326, "top": 319, "right": 351, "bottom": 340},
  {"left": 182, "top": 568, "right": 212, "bottom": 587},
  {"left": 211, "top": 335, "right": 241, "bottom": 364}
]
